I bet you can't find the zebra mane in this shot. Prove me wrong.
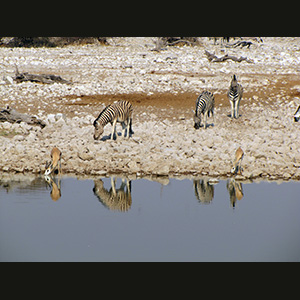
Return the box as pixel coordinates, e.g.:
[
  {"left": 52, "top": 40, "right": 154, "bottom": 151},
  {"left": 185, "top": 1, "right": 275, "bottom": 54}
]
[
  {"left": 230, "top": 75, "right": 239, "bottom": 90},
  {"left": 94, "top": 104, "right": 112, "bottom": 125}
]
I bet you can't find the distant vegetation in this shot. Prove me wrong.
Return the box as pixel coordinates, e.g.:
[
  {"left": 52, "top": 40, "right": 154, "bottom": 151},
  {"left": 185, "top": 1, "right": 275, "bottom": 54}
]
[
  {"left": 0, "top": 37, "right": 202, "bottom": 48},
  {"left": 0, "top": 37, "right": 108, "bottom": 47}
]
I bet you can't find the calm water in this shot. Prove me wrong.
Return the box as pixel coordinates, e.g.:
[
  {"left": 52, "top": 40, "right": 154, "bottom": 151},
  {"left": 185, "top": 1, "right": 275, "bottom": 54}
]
[{"left": 0, "top": 175, "right": 299, "bottom": 262}]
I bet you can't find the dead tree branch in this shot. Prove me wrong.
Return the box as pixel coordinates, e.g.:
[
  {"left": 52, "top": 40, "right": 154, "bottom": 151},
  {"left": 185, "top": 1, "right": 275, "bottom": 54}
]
[
  {"left": 14, "top": 70, "right": 72, "bottom": 84},
  {"left": 0, "top": 106, "right": 46, "bottom": 128},
  {"left": 204, "top": 50, "right": 254, "bottom": 63}
]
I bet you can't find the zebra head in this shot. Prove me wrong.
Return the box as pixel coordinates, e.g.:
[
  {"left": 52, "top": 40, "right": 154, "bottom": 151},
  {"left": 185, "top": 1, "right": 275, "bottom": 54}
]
[
  {"left": 193, "top": 113, "right": 201, "bottom": 129},
  {"left": 93, "top": 120, "right": 104, "bottom": 140}
]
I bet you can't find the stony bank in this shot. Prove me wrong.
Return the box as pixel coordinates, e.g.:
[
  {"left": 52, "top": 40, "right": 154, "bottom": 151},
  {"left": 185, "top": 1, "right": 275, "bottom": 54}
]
[{"left": 0, "top": 37, "right": 300, "bottom": 180}]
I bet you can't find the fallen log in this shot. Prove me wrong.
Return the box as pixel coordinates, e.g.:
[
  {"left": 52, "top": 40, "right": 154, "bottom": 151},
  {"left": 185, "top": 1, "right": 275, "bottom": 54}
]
[
  {"left": 13, "top": 66, "right": 72, "bottom": 84},
  {"left": 0, "top": 106, "right": 46, "bottom": 128},
  {"left": 204, "top": 50, "right": 254, "bottom": 63},
  {"left": 14, "top": 72, "right": 72, "bottom": 84}
]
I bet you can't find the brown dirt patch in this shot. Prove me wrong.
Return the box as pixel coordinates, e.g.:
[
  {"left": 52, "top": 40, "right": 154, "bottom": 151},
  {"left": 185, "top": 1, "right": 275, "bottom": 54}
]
[
  {"left": 63, "top": 92, "right": 231, "bottom": 121},
  {"left": 63, "top": 73, "right": 300, "bottom": 114}
]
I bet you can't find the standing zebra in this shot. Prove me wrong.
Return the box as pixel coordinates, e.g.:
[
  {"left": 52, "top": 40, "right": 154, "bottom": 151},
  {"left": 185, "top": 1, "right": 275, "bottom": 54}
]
[
  {"left": 228, "top": 74, "right": 243, "bottom": 119},
  {"left": 93, "top": 100, "right": 133, "bottom": 140},
  {"left": 193, "top": 90, "right": 215, "bottom": 129}
]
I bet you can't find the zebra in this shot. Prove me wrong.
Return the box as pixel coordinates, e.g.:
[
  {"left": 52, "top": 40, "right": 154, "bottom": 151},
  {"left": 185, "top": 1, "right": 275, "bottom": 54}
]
[
  {"left": 193, "top": 178, "right": 214, "bottom": 204},
  {"left": 294, "top": 105, "right": 300, "bottom": 122},
  {"left": 228, "top": 74, "right": 243, "bottom": 119},
  {"left": 193, "top": 90, "right": 215, "bottom": 129},
  {"left": 93, "top": 177, "right": 132, "bottom": 212},
  {"left": 93, "top": 100, "right": 133, "bottom": 140}
]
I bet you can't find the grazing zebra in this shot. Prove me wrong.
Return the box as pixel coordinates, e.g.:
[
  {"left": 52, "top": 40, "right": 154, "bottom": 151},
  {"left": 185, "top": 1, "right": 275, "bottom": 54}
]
[
  {"left": 294, "top": 105, "right": 300, "bottom": 122},
  {"left": 93, "top": 100, "right": 133, "bottom": 140},
  {"left": 228, "top": 74, "right": 243, "bottom": 119},
  {"left": 193, "top": 90, "right": 215, "bottom": 129}
]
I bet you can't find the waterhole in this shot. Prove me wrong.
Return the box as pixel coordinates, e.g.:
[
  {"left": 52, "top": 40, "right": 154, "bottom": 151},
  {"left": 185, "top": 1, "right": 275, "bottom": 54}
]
[{"left": 0, "top": 175, "right": 299, "bottom": 262}]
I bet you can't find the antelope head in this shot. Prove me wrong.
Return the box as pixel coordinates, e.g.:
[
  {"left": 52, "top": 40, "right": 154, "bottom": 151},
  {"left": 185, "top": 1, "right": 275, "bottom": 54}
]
[{"left": 45, "top": 161, "right": 52, "bottom": 175}]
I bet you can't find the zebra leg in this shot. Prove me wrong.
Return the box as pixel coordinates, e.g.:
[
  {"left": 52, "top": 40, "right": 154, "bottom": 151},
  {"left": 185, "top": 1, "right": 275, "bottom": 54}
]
[
  {"left": 123, "top": 116, "right": 130, "bottom": 138},
  {"left": 126, "top": 119, "right": 130, "bottom": 138},
  {"left": 211, "top": 109, "right": 215, "bottom": 126},
  {"left": 111, "top": 119, "right": 117, "bottom": 140},
  {"left": 230, "top": 100, "right": 234, "bottom": 118},
  {"left": 203, "top": 111, "right": 208, "bottom": 129},
  {"left": 234, "top": 100, "right": 239, "bottom": 118},
  {"left": 121, "top": 122, "right": 126, "bottom": 138},
  {"left": 237, "top": 98, "right": 241, "bottom": 118},
  {"left": 129, "top": 117, "right": 134, "bottom": 134},
  {"left": 111, "top": 177, "right": 117, "bottom": 195}
]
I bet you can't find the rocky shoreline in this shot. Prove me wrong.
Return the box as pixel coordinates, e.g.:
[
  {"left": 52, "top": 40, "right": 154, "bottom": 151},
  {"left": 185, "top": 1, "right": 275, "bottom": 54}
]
[{"left": 0, "top": 37, "right": 300, "bottom": 180}]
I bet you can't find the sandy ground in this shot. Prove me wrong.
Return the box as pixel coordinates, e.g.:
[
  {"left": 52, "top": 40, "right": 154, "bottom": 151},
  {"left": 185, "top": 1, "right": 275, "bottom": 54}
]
[{"left": 0, "top": 37, "right": 300, "bottom": 180}]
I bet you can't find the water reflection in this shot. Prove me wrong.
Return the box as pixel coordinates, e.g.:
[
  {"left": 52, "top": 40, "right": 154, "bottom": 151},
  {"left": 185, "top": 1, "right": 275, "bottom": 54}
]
[
  {"left": 0, "top": 174, "right": 247, "bottom": 209},
  {"left": 93, "top": 177, "right": 132, "bottom": 212},
  {"left": 226, "top": 178, "right": 244, "bottom": 208},
  {"left": 0, "top": 175, "right": 47, "bottom": 193},
  {"left": 193, "top": 179, "right": 214, "bottom": 204},
  {"left": 1, "top": 174, "right": 299, "bottom": 262},
  {"left": 44, "top": 175, "right": 61, "bottom": 201}
]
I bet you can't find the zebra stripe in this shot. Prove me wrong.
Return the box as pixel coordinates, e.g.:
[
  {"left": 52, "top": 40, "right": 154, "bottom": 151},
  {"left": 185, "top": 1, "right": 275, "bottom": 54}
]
[
  {"left": 228, "top": 74, "right": 243, "bottom": 119},
  {"left": 93, "top": 100, "right": 133, "bottom": 140},
  {"left": 294, "top": 105, "right": 300, "bottom": 122},
  {"left": 194, "top": 90, "right": 215, "bottom": 129}
]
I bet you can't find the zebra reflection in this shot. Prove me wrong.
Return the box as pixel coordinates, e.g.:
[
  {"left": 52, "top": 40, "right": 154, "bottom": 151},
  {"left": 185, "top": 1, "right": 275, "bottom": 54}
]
[
  {"left": 193, "top": 179, "right": 214, "bottom": 204},
  {"left": 93, "top": 177, "right": 132, "bottom": 212},
  {"left": 226, "top": 178, "right": 244, "bottom": 208}
]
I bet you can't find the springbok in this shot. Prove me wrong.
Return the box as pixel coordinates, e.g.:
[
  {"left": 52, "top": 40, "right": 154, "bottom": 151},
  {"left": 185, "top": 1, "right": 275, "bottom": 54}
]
[
  {"left": 227, "top": 178, "right": 244, "bottom": 208},
  {"left": 45, "top": 147, "right": 62, "bottom": 176},
  {"left": 44, "top": 175, "right": 61, "bottom": 201},
  {"left": 231, "top": 146, "right": 244, "bottom": 175}
]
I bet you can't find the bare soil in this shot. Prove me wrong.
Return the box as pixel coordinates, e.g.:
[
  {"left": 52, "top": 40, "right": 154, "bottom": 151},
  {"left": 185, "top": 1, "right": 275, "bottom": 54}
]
[{"left": 0, "top": 37, "right": 300, "bottom": 180}]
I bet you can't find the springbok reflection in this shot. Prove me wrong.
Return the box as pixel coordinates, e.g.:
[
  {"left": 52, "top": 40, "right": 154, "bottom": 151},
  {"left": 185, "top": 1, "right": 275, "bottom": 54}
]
[
  {"left": 93, "top": 177, "right": 132, "bottom": 212},
  {"left": 226, "top": 178, "right": 244, "bottom": 208},
  {"left": 193, "top": 178, "right": 214, "bottom": 204},
  {"left": 44, "top": 175, "right": 61, "bottom": 201}
]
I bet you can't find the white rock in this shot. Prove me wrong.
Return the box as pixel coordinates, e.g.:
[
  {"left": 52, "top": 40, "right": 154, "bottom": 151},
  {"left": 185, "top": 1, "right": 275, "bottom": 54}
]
[
  {"left": 1, "top": 122, "right": 12, "bottom": 130},
  {"left": 4, "top": 75, "right": 14, "bottom": 84},
  {"left": 13, "top": 135, "right": 25, "bottom": 141},
  {"left": 55, "top": 113, "right": 67, "bottom": 122},
  {"left": 46, "top": 114, "right": 56, "bottom": 124}
]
